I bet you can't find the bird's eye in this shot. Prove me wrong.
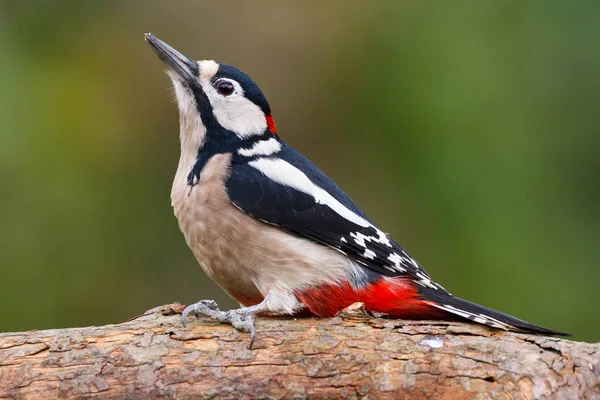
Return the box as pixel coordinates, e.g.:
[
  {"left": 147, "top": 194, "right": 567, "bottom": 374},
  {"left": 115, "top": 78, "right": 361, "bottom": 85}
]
[{"left": 216, "top": 81, "right": 235, "bottom": 96}]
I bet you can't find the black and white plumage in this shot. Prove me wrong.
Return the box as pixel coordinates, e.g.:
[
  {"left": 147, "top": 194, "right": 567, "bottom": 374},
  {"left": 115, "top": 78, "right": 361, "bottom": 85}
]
[
  {"left": 227, "top": 139, "right": 442, "bottom": 289},
  {"left": 145, "top": 34, "right": 569, "bottom": 347}
]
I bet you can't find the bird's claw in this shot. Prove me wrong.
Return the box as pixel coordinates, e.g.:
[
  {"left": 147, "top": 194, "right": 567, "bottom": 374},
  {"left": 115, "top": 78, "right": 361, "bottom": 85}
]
[
  {"left": 181, "top": 299, "right": 222, "bottom": 327},
  {"left": 225, "top": 310, "right": 256, "bottom": 349},
  {"left": 181, "top": 300, "right": 258, "bottom": 348}
]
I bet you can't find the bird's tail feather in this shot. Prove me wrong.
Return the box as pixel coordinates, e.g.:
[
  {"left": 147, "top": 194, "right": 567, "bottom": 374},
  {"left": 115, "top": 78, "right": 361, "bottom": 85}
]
[{"left": 420, "top": 287, "right": 571, "bottom": 337}]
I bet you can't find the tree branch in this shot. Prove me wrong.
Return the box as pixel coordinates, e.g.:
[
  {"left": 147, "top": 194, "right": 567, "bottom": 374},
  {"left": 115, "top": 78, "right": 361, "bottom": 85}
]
[{"left": 0, "top": 303, "right": 598, "bottom": 399}]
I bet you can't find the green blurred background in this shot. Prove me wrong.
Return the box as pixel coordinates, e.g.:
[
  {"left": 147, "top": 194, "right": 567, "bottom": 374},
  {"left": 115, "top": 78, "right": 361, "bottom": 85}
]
[{"left": 1, "top": 1, "right": 598, "bottom": 342}]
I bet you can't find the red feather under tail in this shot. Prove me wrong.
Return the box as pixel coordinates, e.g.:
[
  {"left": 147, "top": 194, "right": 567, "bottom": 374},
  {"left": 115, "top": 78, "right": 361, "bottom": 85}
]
[{"left": 296, "top": 277, "right": 448, "bottom": 319}]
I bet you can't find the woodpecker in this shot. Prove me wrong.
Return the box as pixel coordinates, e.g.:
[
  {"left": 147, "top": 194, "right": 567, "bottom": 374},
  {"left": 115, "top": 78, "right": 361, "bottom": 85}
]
[{"left": 145, "top": 34, "right": 569, "bottom": 347}]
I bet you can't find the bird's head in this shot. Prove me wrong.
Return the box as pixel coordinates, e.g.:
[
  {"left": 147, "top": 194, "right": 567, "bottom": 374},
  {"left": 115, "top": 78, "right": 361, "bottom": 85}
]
[{"left": 145, "top": 33, "right": 277, "bottom": 144}]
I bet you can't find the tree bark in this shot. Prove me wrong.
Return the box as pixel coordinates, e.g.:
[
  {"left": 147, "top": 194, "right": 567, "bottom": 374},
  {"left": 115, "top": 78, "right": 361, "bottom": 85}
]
[{"left": 0, "top": 303, "right": 598, "bottom": 399}]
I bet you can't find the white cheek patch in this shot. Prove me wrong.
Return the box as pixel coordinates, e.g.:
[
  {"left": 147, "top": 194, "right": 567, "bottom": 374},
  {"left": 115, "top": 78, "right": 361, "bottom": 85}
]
[
  {"left": 213, "top": 98, "right": 267, "bottom": 138},
  {"left": 203, "top": 83, "right": 268, "bottom": 138}
]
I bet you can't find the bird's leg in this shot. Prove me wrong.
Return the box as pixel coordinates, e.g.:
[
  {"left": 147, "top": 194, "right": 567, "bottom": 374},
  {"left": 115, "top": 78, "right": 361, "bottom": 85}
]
[
  {"left": 181, "top": 291, "right": 303, "bottom": 349},
  {"left": 181, "top": 300, "right": 265, "bottom": 348}
]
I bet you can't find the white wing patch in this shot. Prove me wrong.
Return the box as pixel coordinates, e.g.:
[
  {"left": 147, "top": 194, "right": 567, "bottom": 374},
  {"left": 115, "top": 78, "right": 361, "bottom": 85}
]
[
  {"left": 249, "top": 158, "right": 371, "bottom": 227},
  {"left": 238, "top": 138, "right": 281, "bottom": 157},
  {"left": 249, "top": 157, "right": 436, "bottom": 283}
]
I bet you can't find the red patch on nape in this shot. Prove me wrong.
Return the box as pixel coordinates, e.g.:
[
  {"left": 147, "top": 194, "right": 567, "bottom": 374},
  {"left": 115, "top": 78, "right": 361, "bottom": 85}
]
[
  {"left": 265, "top": 114, "right": 277, "bottom": 135},
  {"left": 296, "top": 277, "right": 447, "bottom": 320}
]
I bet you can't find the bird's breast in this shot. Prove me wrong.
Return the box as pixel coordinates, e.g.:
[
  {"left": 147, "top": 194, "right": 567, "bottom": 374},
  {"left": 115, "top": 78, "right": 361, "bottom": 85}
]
[
  {"left": 171, "top": 153, "right": 263, "bottom": 303},
  {"left": 170, "top": 153, "right": 367, "bottom": 306}
]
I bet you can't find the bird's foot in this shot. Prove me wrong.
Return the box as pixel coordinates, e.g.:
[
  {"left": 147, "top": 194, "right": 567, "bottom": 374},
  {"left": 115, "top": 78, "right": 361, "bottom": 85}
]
[{"left": 181, "top": 300, "right": 258, "bottom": 349}]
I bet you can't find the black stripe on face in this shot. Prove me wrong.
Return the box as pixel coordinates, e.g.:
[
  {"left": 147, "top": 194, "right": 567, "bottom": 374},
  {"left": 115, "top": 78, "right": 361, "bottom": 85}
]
[{"left": 183, "top": 81, "right": 220, "bottom": 131}]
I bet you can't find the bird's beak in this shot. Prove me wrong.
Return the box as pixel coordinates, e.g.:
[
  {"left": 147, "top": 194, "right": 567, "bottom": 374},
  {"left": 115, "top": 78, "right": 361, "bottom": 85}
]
[{"left": 145, "top": 33, "right": 199, "bottom": 82}]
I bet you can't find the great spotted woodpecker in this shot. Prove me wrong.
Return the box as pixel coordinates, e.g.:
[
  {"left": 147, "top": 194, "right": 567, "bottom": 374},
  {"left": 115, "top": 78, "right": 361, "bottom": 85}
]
[{"left": 145, "top": 34, "right": 569, "bottom": 347}]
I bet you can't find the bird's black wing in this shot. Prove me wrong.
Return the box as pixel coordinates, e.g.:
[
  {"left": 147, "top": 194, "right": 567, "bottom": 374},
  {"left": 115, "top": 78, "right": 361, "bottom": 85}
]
[{"left": 226, "top": 143, "right": 444, "bottom": 291}]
